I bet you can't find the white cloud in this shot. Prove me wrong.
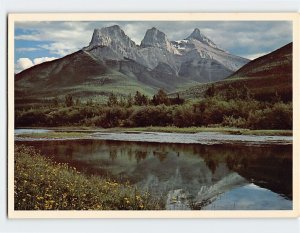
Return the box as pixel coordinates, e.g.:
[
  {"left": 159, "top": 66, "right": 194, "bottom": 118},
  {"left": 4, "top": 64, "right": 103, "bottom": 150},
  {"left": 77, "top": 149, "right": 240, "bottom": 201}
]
[
  {"left": 39, "top": 42, "right": 79, "bottom": 56},
  {"left": 15, "top": 21, "right": 292, "bottom": 61},
  {"left": 243, "top": 52, "right": 269, "bottom": 60},
  {"left": 15, "top": 58, "right": 34, "bottom": 73},
  {"left": 15, "top": 57, "right": 57, "bottom": 73},
  {"left": 33, "top": 57, "right": 57, "bottom": 65},
  {"left": 15, "top": 34, "right": 43, "bottom": 41},
  {"left": 15, "top": 21, "right": 93, "bottom": 57},
  {"left": 16, "top": 47, "right": 39, "bottom": 52},
  {"left": 123, "top": 23, "right": 149, "bottom": 44}
]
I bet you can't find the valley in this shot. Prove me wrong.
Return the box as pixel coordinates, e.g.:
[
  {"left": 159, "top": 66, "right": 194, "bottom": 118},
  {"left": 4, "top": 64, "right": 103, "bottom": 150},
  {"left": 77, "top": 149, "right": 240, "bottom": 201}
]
[{"left": 13, "top": 22, "right": 294, "bottom": 211}]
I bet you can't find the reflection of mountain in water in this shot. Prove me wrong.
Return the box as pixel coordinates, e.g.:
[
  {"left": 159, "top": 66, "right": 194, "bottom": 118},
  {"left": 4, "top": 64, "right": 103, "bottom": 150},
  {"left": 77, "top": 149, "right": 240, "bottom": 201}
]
[
  {"left": 17, "top": 139, "right": 292, "bottom": 209},
  {"left": 166, "top": 172, "right": 247, "bottom": 210}
]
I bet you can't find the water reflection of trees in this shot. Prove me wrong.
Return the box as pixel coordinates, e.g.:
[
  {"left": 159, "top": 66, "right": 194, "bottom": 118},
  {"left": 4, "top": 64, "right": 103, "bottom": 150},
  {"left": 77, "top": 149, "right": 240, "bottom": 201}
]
[
  {"left": 205, "top": 158, "right": 217, "bottom": 174},
  {"left": 135, "top": 150, "right": 147, "bottom": 163},
  {"left": 109, "top": 149, "right": 117, "bottom": 161},
  {"left": 66, "top": 146, "right": 74, "bottom": 159},
  {"left": 20, "top": 140, "right": 292, "bottom": 199},
  {"left": 189, "top": 143, "right": 292, "bottom": 199},
  {"left": 127, "top": 148, "right": 133, "bottom": 161},
  {"left": 153, "top": 151, "right": 168, "bottom": 162},
  {"left": 225, "top": 154, "right": 248, "bottom": 170}
]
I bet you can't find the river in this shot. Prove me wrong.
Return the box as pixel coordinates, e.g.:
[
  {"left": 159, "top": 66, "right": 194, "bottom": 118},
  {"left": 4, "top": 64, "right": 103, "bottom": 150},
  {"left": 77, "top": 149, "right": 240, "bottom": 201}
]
[{"left": 15, "top": 129, "right": 293, "bottom": 210}]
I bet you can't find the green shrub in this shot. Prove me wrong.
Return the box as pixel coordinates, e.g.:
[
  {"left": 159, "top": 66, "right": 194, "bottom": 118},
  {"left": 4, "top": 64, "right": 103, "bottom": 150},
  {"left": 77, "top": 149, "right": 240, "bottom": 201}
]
[
  {"left": 247, "top": 102, "right": 292, "bottom": 129},
  {"left": 173, "top": 104, "right": 195, "bottom": 127},
  {"left": 222, "top": 116, "right": 247, "bottom": 128},
  {"left": 129, "top": 105, "right": 173, "bottom": 127},
  {"left": 15, "top": 95, "right": 292, "bottom": 130}
]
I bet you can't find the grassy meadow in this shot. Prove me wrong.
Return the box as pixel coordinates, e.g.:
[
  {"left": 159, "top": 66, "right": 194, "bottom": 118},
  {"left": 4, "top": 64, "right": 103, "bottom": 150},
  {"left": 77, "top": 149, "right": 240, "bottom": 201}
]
[{"left": 15, "top": 145, "right": 162, "bottom": 210}]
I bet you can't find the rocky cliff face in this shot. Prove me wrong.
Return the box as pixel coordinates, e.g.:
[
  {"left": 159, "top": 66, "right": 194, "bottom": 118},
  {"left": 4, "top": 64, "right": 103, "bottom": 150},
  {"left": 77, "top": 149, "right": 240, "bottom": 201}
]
[
  {"left": 141, "top": 27, "right": 180, "bottom": 54},
  {"left": 186, "top": 28, "right": 219, "bottom": 49},
  {"left": 172, "top": 28, "right": 249, "bottom": 72},
  {"left": 82, "top": 25, "right": 249, "bottom": 82},
  {"left": 83, "top": 25, "right": 143, "bottom": 62}
]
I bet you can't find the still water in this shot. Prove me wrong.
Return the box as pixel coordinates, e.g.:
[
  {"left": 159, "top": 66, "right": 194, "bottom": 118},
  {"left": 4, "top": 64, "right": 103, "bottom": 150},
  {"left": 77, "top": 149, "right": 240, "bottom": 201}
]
[{"left": 16, "top": 138, "right": 292, "bottom": 210}]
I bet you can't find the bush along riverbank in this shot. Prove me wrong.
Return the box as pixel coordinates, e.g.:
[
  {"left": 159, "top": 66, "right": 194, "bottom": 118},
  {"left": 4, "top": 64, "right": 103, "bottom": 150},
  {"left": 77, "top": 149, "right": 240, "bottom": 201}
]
[
  {"left": 14, "top": 145, "right": 163, "bottom": 210},
  {"left": 15, "top": 89, "right": 292, "bottom": 130}
]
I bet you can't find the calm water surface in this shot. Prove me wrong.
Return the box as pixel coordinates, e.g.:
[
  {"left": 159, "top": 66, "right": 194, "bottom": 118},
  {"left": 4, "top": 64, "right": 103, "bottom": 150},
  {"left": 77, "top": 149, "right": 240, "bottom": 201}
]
[{"left": 16, "top": 138, "right": 292, "bottom": 210}]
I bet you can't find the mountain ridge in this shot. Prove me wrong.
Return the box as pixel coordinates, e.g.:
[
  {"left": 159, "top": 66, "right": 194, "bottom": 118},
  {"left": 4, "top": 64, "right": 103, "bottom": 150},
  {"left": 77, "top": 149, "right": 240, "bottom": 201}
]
[
  {"left": 170, "top": 42, "right": 292, "bottom": 102},
  {"left": 15, "top": 25, "right": 250, "bottom": 107},
  {"left": 186, "top": 28, "right": 219, "bottom": 49}
]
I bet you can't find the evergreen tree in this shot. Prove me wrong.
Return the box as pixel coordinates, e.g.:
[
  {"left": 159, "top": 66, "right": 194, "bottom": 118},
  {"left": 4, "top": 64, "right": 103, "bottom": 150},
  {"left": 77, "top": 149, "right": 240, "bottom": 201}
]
[
  {"left": 107, "top": 93, "right": 118, "bottom": 106},
  {"left": 126, "top": 94, "right": 133, "bottom": 107},
  {"left": 134, "top": 91, "right": 143, "bottom": 105},
  {"left": 140, "top": 94, "right": 149, "bottom": 105},
  {"left": 271, "top": 91, "right": 281, "bottom": 103},
  {"left": 152, "top": 95, "right": 158, "bottom": 105},
  {"left": 118, "top": 96, "right": 127, "bottom": 107},
  {"left": 205, "top": 84, "right": 215, "bottom": 98},
  {"left": 53, "top": 97, "right": 59, "bottom": 107},
  {"left": 174, "top": 93, "right": 184, "bottom": 105},
  {"left": 154, "top": 89, "right": 169, "bottom": 105},
  {"left": 65, "top": 94, "right": 73, "bottom": 107},
  {"left": 75, "top": 98, "right": 81, "bottom": 106},
  {"left": 86, "top": 98, "right": 93, "bottom": 106}
]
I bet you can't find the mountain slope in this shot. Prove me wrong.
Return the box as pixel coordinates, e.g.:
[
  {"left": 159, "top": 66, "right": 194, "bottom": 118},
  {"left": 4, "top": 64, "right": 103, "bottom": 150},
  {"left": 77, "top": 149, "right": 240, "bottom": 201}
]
[
  {"left": 172, "top": 28, "right": 249, "bottom": 72},
  {"left": 228, "top": 42, "right": 292, "bottom": 79},
  {"left": 225, "top": 42, "right": 292, "bottom": 101},
  {"left": 171, "top": 42, "right": 292, "bottom": 101},
  {"left": 15, "top": 51, "right": 158, "bottom": 107},
  {"left": 15, "top": 25, "right": 249, "bottom": 107}
]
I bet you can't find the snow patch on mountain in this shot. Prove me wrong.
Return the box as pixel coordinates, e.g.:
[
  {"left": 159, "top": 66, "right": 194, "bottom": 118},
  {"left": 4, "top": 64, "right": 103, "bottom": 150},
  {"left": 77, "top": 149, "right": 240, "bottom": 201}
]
[{"left": 187, "top": 28, "right": 219, "bottom": 49}]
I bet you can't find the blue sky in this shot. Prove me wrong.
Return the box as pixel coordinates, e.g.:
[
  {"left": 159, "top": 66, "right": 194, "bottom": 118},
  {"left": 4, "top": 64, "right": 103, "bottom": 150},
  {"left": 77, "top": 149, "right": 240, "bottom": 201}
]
[{"left": 14, "top": 21, "right": 293, "bottom": 73}]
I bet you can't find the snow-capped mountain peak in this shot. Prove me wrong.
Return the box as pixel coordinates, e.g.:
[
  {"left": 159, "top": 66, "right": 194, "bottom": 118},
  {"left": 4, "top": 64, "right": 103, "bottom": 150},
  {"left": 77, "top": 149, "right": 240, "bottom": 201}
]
[
  {"left": 186, "top": 28, "right": 219, "bottom": 49},
  {"left": 82, "top": 25, "right": 249, "bottom": 78}
]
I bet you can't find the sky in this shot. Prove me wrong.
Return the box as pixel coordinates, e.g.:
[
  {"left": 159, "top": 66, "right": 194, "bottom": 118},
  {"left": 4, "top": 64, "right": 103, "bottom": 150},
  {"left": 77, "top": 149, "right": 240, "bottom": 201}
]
[{"left": 14, "top": 21, "right": 292, "bottom": 73}]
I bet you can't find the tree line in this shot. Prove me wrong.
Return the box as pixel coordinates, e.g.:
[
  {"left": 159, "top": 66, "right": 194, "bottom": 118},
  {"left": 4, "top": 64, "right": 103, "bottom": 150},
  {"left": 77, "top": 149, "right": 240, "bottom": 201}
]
[
  {"left": 15, "top": 86, "right": 292, "bottom": 130},
  {"left": 59, "top": 89, "right": 184, "bottom": 109}
]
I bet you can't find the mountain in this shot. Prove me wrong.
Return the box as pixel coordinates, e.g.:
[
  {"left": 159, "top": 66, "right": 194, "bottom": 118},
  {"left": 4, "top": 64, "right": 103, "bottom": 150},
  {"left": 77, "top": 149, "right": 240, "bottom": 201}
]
[
  {"left": 228, "top": 42, "right": 292, "bottom": 80},
  {"left": 186, "top": 28, "right": 218, "bottom": 48},
  {"left": 15, "top": 25, "right": 249, "bottom": 107},
  {"left": 83, "top": 25, "right": 143, "bottom": 63},
  {"left": 225, "top": 42, "right": 292, "bottom": 101},
  {"left": 140, "top": 27, "right": 179, "bottom": 54},
  {"left": 171, "top": 42, "right": 292, "bottom": 102},
  {"left": 172, "top": 28, "right": 249, "bottom": 72}
]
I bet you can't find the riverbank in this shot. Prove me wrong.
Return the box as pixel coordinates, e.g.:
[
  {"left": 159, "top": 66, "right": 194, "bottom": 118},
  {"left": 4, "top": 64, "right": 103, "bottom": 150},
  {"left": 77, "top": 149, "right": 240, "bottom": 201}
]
[
  {"left": 15, "top": 126, "right": 293, "bottom": 138},
  {"left": 15, "top": 128, "right": 292, "bottom": 145},
  {"left": 115, "top": 127, "right": 293, "bottom": 136},
  {"left": 15, "top": 145, "right": 162, "bottom": 210},
  {"left": 17, "top": 131, "right": 90, "bottom": 139}
]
